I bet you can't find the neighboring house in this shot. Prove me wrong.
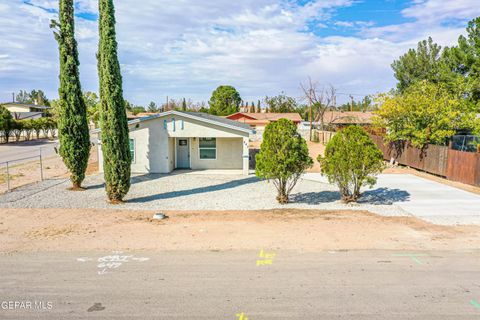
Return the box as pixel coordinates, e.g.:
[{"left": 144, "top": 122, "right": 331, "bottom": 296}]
[
  {"left": 321, "top": 111, "right": 374, "bottom": 130},
  {"left": 226, "top": 112, "right": 303, "bottom": 141},
  {"left": 95, "top": 110, "right": 252, "bottom": 175},
  {"left": 126, "top": 112, "right": 159, "bottom": 121},
  {"left": 1, "top": 102, "right": 51, "bottom": 120}
]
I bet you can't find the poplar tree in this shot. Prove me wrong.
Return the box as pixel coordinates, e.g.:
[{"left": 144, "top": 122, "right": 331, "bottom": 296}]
[
  {"left": 98, "top": 0, "right": 131, "bottom": 202},
  {"left": 182, "top": 98, "right": 187, "bottom": 111},
  {"left": 51, "top": 0, "right": 90, "bottom": 189}
]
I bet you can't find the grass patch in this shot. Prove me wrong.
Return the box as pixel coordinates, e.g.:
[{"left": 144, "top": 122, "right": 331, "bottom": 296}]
[{"left": 0, "top": 173, "right": 25, "bottom": 184}]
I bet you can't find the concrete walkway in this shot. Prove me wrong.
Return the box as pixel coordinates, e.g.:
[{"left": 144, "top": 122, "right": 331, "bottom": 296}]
[{"left": 304, "top": 173, "right": 480, "bottom": 225}]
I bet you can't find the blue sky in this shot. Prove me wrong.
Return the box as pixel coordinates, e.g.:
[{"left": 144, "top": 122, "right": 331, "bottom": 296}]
[{"left": 1, "top": 0, "right": 479, "bottom": 106}]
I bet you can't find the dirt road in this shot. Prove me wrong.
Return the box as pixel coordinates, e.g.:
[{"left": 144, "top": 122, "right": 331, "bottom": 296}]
[{"left": 1, "top": 208, "right": 479, "bottom": 253}]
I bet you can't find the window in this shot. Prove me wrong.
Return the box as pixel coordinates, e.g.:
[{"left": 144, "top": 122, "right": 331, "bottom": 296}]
[
  {"left": 129, "top": 138, "right": 135, "bottom": 163},
  {"left": 199, "top": 138, "right": 216, "bottom": 160}
]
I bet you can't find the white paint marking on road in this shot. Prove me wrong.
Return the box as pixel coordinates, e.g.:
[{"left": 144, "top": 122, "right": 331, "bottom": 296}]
[
  {"left": 76, "top": 252, "right": 150, "bottom": 275},
  {"left": 131, "top": 257, "right": 150, "bottom": 262}
]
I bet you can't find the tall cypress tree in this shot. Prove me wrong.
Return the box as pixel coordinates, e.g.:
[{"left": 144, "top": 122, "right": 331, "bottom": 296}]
[
  {"left": 51, "top": 0, "right": 90, "bottom": 189},
  {"left": 182, "top": 98, "right": 187, "bottom": 111},
  {"left": 98, "top": 0, "right": 131, "bottom": 202}
]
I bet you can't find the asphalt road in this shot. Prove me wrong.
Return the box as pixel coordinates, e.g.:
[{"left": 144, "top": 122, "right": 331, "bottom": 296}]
[
  {"left": 1, "top": 250, "right": 480, "bottom": 319},
  {"left": 0, "top": 139, "right": 59, "bottom": 165}
]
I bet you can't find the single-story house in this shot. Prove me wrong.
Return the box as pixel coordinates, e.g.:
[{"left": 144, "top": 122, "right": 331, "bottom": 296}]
[
  {"left": 226, "top": 112, "right": 303, "bottom": 141},
  {"left": 126, "top": 112, "right": 159, "bottom": 121},
  {"left": 321, "top": 111, "right": 374, "bottom": 130},
  {"left": 1, "top": 102, "right": 51, "bottom": 120},
  {"left": 95, "top": 110, "right": 252, "bottom": 175},
  {"left": 226, "top": 112, "right": 303, "bottom": 129}
]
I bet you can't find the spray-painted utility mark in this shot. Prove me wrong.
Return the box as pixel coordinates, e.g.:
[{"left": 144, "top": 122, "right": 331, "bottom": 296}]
[
  {"left": 471, "top": 299, "right": 480, "bottom": 309},
  {"left": 76, "top": 251, "right": 150, "bottom": 275},
  {"left": 256, "top": 249, "right": 275, "bottom": 266},
  {"left": 392, "top": 253, "right": 427, "bottom": 265},
  {"left": 236, "top": 312, "right": 250, "bottom": 319}
]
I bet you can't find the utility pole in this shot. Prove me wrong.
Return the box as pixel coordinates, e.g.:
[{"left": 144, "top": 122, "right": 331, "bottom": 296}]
[{"left": 309, "top": 88, "right": 313, "bottom": 142}]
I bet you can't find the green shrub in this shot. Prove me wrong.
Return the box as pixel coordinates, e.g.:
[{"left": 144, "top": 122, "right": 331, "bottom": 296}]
[
  {"left": 256, "top": 119, "right": 313, "bottom": 204},
  {"left": 0, "top": 106, "right": 13, "bottom": 143},
  {"left": 318, "top": 126, "right": 384, "bottom": 203}
]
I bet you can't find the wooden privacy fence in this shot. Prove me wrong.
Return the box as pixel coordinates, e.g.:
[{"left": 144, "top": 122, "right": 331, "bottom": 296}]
[
  {"left": 446, "top": 149, "right": 480, "bottom": 186},
  {"left": 369, "top": 134, "right": 480, "bottom": 187}
]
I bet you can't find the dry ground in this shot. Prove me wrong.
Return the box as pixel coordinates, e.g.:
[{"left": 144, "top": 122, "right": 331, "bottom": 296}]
[
  {"left": 0, "top": 147, "right": 98, "bottom": 194},
  {"left": 1, "top": 208, "right": 479, "bottom": 253}
]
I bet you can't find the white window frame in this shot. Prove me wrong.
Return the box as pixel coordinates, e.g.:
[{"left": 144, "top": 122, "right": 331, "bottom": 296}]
[
  {"left": 198, "top": 137, "right": 217, "bottom": 160},
  {"left": 129, "top": 138, "right": 136, "bottom": 164}
]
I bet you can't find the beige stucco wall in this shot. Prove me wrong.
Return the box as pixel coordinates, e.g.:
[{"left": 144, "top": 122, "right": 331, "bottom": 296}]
[
  {"left": 4, "top": 105, "right": 31, "bottom": 113},
  {"left": 98, "top": 113, "right": 250, "bottom": 174},
  {"left": 190, "top": 137, "right": 243, "bottom": 170},
  {"left": 168, "top": 137, "right": 175, "bottom": 172}
]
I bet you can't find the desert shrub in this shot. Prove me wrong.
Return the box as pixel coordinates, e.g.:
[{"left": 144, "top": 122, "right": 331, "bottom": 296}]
[
  {"left": 256, "top": 118, "right": 313, "bottom": 204},
  {"left": 318, "top": 125, "right": 384, "bottom": 203}
]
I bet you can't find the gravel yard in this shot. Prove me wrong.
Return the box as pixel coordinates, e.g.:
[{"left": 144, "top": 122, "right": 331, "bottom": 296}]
[{"left": 0, "top": 172, "right": 408, "bottom": 218}]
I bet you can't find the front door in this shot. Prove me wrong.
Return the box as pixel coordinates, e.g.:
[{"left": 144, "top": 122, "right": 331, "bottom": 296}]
[{"left": 176, "top": 139, "right": 190, "bottom": 169}]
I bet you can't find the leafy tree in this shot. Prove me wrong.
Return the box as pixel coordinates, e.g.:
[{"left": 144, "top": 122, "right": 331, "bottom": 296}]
[
  {"left": 30, "top": 90, "right": 50, "bottom": 106},
  {"left": 43, "top": 118, "right": 58, "bottom": 138},
  {"left": 256, "top": 100, "right": 261, "bottom": 113},
  {"left": 374, "top": 81, "right": 480, "bottom": 148},
  {"left": 31, "top": 118, "right": 43, "bottom": 139},
  {"left": 391, "top": 18, "right": 480, "bottom": 105},
  {"left": 392, "top": 37, "right": 442, "bottom": 93},
  {"left": 0, "top": 106, "right": 14, "bottom": 142},
  {"left": 250, "top": 101, "right": 255, "bottom": 112},
  {"left": 131, "top": 106, "right": 146, "bottom": 115},
  {"left": 51, "top": 0, "right": 91, "bottom": 189},
  {"left": 147, "top": 101, "right": 158, "bottom": 113},
  {"left": 182, "top": 98, "right": 187, "bottom": 111},
  {"left": 12, "top": 120, "right": 24, "bottom": 142},
  {"left": 84, "top": 91, "right": 100, "bottom": 126},
  {"left": 14, "top": 90, "right": 50, "bottom": 106},
  {"left": 441, "top": 17, "right": 480, "bottom": 103},
  {"left": 15, "top": 90, "right": 31, "bottom": 104},
  {"left": 23, "top": 119, "right": 34, "bottom": 140},
  {"left": 208, "top": 85, "right": 242, "bottom": 115},
  {"left": 318, "top": 126, "right": 384, "bottom": 203},
  {"left": 338, "top": 96, "right": 374, "bottom": 112},
  {"left": 264, "top": 93, "right": 298, "bottom": 113},
  {"left": 98, "top": 0, "right": 132, "bottom": 202},
  {"left": 256, "top": 119, "right": 313, "bottom": 204}
]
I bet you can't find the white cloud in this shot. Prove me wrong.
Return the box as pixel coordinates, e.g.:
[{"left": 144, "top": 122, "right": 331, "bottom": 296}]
[
  {"left": 402, "top": 0, "right": 480, "bottom": 23},
  {"left": 0, "top": 0, "right": 479, "bottom": 105}
]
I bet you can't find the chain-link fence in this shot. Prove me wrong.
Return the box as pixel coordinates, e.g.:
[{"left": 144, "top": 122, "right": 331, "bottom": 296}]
[{"left": 0, "top": 145, "right": 98, "bottom": 194}]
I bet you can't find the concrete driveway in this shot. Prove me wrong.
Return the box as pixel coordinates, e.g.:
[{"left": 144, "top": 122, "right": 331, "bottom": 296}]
[
  {"left": 304, "top": 173, "right": 480, "bottom": 225},
  {"left": 1, "top": 171, "right": 479, "bottom": 225}
]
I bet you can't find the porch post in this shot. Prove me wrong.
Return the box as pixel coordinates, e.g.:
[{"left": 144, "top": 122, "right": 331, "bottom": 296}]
[{"left": 242, "top": 136, "right": 249, "bottom": 176}]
